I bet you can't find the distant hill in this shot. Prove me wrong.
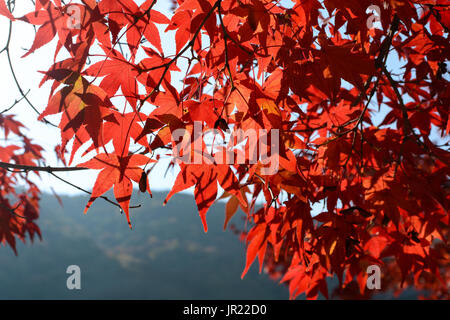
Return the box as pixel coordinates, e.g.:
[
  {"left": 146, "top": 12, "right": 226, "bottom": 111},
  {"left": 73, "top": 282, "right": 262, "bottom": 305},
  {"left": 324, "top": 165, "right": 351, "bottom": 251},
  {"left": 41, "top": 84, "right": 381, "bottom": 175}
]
[
  {"left": 0, "top": 191, "right": 422, "bottom": 300},
  {"left": 0, "top": 191, "right": 290, "bottom": 299}
]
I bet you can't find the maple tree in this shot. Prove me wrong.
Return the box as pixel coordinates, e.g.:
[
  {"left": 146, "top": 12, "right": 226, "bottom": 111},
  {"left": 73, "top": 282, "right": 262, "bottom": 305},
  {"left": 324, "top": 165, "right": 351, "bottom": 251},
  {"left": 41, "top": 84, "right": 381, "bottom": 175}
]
[{"left": 0, "top": 0, "right": 449, "bottom": 299}]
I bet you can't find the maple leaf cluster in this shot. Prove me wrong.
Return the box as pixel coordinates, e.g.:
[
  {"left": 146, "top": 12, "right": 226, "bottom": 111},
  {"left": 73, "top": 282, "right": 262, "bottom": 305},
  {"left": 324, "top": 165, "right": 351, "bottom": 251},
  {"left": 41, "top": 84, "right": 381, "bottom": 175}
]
[
  {"left": 0, "top": 114, "right": 43, "bottom": 254},
  {"left": 0, "top": 0, "right": 449, "bottom": 299}
]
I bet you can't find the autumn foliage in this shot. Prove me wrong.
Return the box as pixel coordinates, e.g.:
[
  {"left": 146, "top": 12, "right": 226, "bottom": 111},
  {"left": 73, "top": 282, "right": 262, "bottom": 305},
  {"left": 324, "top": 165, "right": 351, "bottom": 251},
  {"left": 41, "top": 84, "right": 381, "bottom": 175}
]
[{"left": 0, "top": 0, "right": 449, "bottom": 299}]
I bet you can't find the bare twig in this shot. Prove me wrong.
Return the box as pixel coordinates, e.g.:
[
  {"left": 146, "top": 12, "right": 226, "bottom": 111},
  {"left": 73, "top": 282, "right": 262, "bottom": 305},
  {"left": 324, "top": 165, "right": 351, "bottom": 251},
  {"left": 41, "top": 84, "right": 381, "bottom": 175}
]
[
  {"left": 0, "top": 89, "right": 31, "bottom": 114},
  {"left": 0, "top": 161, "right": 88, "bottom": 172},
  {"left": 1, "top": 20, "right": 57, "bottom": 127},
  {"left": 0, "top": 201, "right": 28, "bottom": 220},
  {"left": 48, "top": 172, "right": 142, "bottom": 211}
]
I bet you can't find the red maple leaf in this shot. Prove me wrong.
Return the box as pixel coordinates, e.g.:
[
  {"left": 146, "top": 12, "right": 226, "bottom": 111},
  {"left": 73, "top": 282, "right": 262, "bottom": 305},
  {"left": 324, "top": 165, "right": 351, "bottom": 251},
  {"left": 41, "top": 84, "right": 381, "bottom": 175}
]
[{"left": 78, "top": 153, "right": 154, "bottom": 227}]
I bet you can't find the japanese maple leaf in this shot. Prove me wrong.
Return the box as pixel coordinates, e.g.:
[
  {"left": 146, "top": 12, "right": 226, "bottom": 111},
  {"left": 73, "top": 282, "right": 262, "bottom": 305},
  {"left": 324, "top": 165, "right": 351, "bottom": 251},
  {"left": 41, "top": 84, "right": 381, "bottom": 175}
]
[
  {"left": 18, "top": 2, "right": 92, "bottom": 58},
  {"left": 126, "top": 6, "right": 166, "bottom": 56},
  {"left": 319, "top": 38, "right": 376, "bottom": 90},
  {"left": 67, "top": 111, "right": 151, "bottom": 164},
  {"left": 78, "top": 153, "right": 154, "bottom": 227},
  {"left": 164, "top": 163, "right": 247, "bottom": 232},
  {"left": 85, "top": 46, "right": 142, "bottom": 108},
  {"left": 165, "top": 9, "right": 192, "bottom": 54},
  {"left": 0, "top": 145, "right": 20, "bottom": 162},
  {"left": 180, "top": 98, "right": 222, "bottom": 128},
  {"left": 0, "top": 114, "right": 23, "bottom": 138},
  {"left": 98, "top": 0, "right": 168, "bottom": 55},
  {"left": 0, "top": 203, "right": 21, "bottom": 254},
  {"left": 138, "top": 46, "right": 181, "bottom": 92},
  {"left": 39, "top": 76, "right": 113, "bottom": 151},
  {"left": 79, "top": 111, "right": 150, "bottom": 155},
  {"left": 0, "top": 0, "right": 14, "bottom": 20}
]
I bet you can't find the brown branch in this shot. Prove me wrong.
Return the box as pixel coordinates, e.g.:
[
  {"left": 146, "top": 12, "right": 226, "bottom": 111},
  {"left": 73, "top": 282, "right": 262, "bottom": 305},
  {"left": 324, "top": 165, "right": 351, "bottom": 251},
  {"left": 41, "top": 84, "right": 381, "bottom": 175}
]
[
  {"left": 0, "top": 89, "right": 31, "bottom": 115},
  {"left": 0, "top": 201, "right": 28, "bottom": 220},
  {"left": 87, "top": 0, "right": 158, "bottom": 83},
  {"left": 0, "top": 161, "right": 88, "bottom": 172},
  {"left": 427, "top": 5, "right": 450, "bottom": 33},
  {"left": 254, "top": 173, "right": 277, "bottom": 207},
  {"left": 381, "top": 66, "right": 414, "bottom": 134},
  {"left": 117, "top": 0, "right": 222, "bottom": 162},
  {"left": 218, "top": 1, "right": 235, "bottom": 89},
  {"left": 317, "top": 15, "right": 401, "bottom": 148},
  {"left": 1, "top": 162, "right": 142, "bottom": 213},
  {"left": 2, "top": 19, "right": 57, "bottom": 127},
  {"left": 48, "top": 172, "right": 142, "bottom": 212},
  {"left": 139, "top": 0, "right": 221, "bottom": 103}
]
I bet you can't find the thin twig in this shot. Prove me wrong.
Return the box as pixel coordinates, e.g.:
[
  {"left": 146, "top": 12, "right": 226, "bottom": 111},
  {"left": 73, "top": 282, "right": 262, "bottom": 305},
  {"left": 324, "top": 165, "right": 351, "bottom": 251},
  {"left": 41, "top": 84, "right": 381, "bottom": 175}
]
[
  {"left": 0, "top": 161, "right": 88, "bottom": 172},
  {"left": 48, "top": 172, "right": 142, "bottom": 211}
]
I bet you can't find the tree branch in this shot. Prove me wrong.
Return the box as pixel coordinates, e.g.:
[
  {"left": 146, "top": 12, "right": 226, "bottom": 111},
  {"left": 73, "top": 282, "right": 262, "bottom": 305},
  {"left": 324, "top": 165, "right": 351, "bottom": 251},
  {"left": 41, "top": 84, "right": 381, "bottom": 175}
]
[
  {"left": 48, "top": 172, "right": 142, "bottom": 212},
  {"left": 0, "top": 162, "right": 88, "bottom": 172}
]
